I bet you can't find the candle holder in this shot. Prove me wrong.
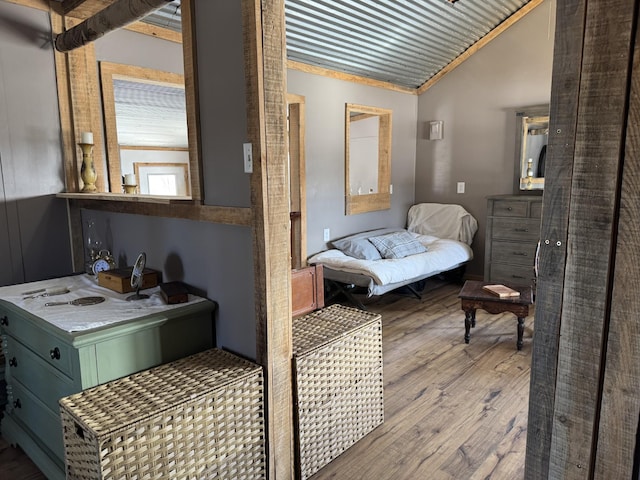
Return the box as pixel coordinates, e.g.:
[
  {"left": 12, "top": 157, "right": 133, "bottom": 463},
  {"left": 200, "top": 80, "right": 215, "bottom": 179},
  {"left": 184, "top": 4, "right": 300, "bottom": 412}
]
[
  {"left": 79, "top": 142, "right": 97, "bottom": 192},
  {"left": 123, "top": 184, "right": 138, "bottom": 194}
]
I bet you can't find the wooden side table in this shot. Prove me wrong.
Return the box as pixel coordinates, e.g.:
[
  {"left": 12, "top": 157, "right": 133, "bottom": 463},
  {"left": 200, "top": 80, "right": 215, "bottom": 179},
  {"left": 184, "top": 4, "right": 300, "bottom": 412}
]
[{"left": 458, "top": 280, "right": 533, "bottom": 350}]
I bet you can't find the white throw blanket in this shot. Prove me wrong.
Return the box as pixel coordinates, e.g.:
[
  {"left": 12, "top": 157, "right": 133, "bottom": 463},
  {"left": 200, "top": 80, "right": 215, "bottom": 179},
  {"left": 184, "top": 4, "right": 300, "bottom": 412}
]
[
  {"left": 407, "top": 203, "right": 478, "bottom": 246},
  {"left": 0, "top": 274, "right": 206, "bottom": 332}
]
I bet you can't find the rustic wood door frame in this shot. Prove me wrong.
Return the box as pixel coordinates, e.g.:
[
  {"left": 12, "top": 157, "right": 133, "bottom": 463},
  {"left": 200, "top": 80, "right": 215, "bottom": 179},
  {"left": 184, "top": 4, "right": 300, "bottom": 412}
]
[
  {"left": 287, "top": 93, "right": 307, "bottom": 270},
  {"left": 526, "top": 0, "right": 640, "bottom": 478}
]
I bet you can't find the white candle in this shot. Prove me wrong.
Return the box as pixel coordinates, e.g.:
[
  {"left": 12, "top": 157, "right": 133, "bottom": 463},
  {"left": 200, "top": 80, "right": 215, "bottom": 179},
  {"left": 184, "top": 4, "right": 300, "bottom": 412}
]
[
  {"left": 81, "top": 132, "right": 93, "bottom": 144},
  {"left": 124, "top": 173, "right": 136, "bottom": 185}
]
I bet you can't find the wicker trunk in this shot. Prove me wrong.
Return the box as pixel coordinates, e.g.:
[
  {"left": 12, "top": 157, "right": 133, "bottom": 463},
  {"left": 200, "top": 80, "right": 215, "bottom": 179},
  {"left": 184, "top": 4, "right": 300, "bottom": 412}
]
[
  {"left": 292, "top": 304, "right": 384, "bottom": 479},
  {"left": 59, "top": 348, "right": 265, "bottom": 480}
]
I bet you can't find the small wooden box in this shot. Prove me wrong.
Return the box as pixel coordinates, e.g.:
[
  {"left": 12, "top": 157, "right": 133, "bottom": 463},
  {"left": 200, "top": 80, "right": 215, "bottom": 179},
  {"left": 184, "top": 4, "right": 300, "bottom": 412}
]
[
  {"left": 97, "top": 267, "right": 160, "bottom": 293},
  {"left": 159, "top": 281, "right": 189, "bottom": 304}
]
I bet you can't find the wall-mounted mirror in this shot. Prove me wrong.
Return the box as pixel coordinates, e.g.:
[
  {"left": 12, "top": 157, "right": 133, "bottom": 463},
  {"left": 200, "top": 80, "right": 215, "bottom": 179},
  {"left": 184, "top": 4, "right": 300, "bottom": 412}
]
[
  {"left": 345, "top": 103, "right": 392, "bottom": 215},
  {"left": 99, "top": 61, "right": 191, "bottom": 197},
  {"left": 516, "top": 104, "right": 549, "bottom": 192}
]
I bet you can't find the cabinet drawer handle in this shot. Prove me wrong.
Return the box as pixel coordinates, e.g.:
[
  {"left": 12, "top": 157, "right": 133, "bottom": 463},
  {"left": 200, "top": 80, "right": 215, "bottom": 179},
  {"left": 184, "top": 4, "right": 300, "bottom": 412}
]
[
  {"left": 0, "top": 316, "right": 7, "bottom": 326},
  {"left": 512, "top": 275, "right": 526, "bottom": 279},
  {"left": 9, "top": 357, "right": 17, "bottom": 367},
  {"left": 507, "top": 207, "right": 513, "bottom": 211},
  {"left": 13, "top": 399, "right": 21, "bottom": 409},
  {"left": 513, "top": 252, "right": 528, "bottom": 256},
  {"left": 513, "top": 228, "right": 529, "bottom": 233},
  {"left": 50, "top": 347, "right": 61, "bottom": 360}
]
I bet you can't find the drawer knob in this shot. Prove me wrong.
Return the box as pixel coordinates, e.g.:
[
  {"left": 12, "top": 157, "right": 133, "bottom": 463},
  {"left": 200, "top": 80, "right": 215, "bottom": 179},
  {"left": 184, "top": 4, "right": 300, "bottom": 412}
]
[
  {"left": 50, "top": 347, "right": 61, "bottom": 360},
  {"left": 0, "top": 316, "right": 7, "bottom": 326},
  {"left": 9, "top": 357, "right": 17, "bottom": 367},
  {"left": 507, "top": 207, "right": 513, "bottom": 211},
  {"left": 13, "top": 399, "right": 21, "bottom": 409}
]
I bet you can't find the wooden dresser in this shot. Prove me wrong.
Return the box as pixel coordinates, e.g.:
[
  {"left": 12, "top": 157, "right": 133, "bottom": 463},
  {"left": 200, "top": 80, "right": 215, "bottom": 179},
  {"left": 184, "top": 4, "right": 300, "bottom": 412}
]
[
  {"left": 484, "top": 195, "right": 542, "bottom": 289},
  {"left": 0, "top": 275, "right": 215, "bottom": 480}
]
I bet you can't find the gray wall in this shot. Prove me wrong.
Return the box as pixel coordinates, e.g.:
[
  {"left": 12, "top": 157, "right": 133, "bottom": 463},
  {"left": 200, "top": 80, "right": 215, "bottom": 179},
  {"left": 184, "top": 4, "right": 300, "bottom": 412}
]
[
  {"left": 0, "top": 2, "right": 72, "bottom": 286},
  {"left": 287, "top": 70, "right": 418, "bottom": 256},
  {"left": 415, "top": 0, "right": 555, "bottom": 277},
  {"left": 86, "top": 1, "right": 256, "bottom": 358}
]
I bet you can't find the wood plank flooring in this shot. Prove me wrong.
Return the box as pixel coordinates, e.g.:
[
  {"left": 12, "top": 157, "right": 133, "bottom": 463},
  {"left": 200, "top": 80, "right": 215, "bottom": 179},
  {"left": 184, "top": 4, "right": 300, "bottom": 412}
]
[
  {"left": 311, "top": 280, "right": 532, "bottom": 480},
  {"left": 0, "top": 280, "right": 532, "bottom": 480}
]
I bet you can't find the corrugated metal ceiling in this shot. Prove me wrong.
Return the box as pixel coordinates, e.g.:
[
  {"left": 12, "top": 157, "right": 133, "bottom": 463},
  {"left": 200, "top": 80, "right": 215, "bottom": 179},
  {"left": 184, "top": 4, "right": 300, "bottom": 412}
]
[{"left": 142, "top": 0, "right": 533, "bottom": 90}]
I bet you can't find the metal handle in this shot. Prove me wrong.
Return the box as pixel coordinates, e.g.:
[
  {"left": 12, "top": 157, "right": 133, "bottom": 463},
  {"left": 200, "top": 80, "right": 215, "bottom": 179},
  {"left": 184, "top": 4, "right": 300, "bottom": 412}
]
[
  {"left": 512, "top": 275, "right": 526, "bottom": 279},
  {"left": 0, "top": 316, "right": 7, "bottom": 326},
  {"left": 514, "top": 228, "right": 529, "bottom": 233},
  {"left": 9, "top": 357, "right": 17, "bottom": 367},
  {"left": 13, "top": 399, "right": 21, "bottom": 409},
  {"left": 50, "top": 347, "right": 61, "bottom": 360},
  {"left": 513, "top": 252, "right": 528, "bottom": 256}
]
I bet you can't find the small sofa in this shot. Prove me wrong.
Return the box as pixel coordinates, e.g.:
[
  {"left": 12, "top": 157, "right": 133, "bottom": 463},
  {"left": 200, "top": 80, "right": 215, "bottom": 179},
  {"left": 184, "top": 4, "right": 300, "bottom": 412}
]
[{"left": 307, "top": 204, "right": 478, "bottom": 304}]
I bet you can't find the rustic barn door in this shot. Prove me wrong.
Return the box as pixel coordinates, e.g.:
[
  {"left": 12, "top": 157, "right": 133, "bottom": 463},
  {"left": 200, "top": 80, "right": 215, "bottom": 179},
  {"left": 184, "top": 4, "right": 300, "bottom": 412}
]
[{"left": 526, "top": 0, "right": 640, "bottom": 478}]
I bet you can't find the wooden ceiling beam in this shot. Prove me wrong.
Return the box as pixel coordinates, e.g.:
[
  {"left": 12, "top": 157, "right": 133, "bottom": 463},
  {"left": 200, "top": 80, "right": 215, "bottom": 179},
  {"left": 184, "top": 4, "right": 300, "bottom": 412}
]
[{"left": 54, "top": 0, "right": 172, "bottom": 51}]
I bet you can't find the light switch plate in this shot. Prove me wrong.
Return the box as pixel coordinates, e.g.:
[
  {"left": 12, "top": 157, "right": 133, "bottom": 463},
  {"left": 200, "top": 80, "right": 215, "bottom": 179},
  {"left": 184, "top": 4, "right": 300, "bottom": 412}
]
[
  {"left": 457, "top": 182, "right": 465, "bottom": 194},
  {"left": 243, "top": 143, "right": 253, "bottom": 173},
  {"left": 323, "top": 228, "right": 330, "bottom": 242}
]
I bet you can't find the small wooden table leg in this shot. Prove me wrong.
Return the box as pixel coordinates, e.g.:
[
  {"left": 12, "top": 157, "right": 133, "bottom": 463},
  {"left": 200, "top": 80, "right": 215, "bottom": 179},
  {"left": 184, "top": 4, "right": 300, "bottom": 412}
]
[
  {"left": 517, "top": 317, "right": 525, "bottom": 350},
  {"left": 464, "top": 309, "right": 475, "bottom": 344}
]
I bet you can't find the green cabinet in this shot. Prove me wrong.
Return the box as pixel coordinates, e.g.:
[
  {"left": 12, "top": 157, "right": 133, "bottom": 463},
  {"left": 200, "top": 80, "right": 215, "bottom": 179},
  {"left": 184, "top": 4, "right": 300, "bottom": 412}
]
[{"left": 0, "top": 280, "right": 215, "bottom": 480}]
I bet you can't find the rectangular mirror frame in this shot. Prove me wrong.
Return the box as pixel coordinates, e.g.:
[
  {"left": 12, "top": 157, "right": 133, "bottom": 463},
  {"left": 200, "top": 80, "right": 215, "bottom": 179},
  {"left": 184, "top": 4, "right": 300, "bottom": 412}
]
[{"left": 345, "top": 103, "right": 392, "bottom": 215}]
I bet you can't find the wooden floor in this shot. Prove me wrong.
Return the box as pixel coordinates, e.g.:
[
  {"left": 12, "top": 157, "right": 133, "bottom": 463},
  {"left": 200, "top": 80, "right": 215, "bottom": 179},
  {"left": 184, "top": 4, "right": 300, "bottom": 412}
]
[
  {"left": 311, "top": 280, "right": 532, "bottom": 480},
  {"left": 0, "top": 280, "right": 532, "bottom": 480}
]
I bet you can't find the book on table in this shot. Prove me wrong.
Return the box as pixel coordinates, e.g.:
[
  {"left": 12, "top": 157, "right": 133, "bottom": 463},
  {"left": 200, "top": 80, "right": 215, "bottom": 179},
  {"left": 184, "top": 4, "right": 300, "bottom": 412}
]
[{"left": 482, "top": 284, "right": 520, "bottom": 298}]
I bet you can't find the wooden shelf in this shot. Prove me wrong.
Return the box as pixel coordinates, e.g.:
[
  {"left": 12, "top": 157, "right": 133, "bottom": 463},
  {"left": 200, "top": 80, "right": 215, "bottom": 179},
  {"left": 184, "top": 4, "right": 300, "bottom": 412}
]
[{"left": 56, "top": 192, "right": 194, "bottom": 205}]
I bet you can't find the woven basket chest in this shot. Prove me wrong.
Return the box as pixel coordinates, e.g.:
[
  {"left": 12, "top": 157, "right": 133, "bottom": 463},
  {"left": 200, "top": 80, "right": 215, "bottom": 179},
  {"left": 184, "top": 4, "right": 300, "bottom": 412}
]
[
  {"left": 292, "top": 304, "right": 384, "bottom": 479},
  {"left": 59, "top": 348, "right": 265, "bottom": 480}
]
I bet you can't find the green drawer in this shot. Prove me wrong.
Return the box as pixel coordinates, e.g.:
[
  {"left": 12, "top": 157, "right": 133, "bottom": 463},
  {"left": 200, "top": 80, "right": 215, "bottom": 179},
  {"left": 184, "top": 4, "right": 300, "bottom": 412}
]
[
  {"left": 5, "top": 335, "right": 76, "bottom": 413},
  {"left": 490, "top": 240, "right": 538, "bottom": 266},
  {"left": 7, "top": 379, "right": 65, "bottom": 462},
  {"left": 0, "top": 307, "right": 75, "bottom": 377}
]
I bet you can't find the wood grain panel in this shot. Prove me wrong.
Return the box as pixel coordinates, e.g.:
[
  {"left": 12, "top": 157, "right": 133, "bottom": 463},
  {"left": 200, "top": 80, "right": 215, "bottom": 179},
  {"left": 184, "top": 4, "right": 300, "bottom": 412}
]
[
  {"left": 242, "top": 0, "right": 293, "bottom": 478},
  {"left": 594, "top": 7, "right": 640, "bottom": 477},
  {"left": 525, "top": 0, "right": 587, "bottom": 469},
  {"left": 547, "top": 1, "right": 636, "bottom": 479}
]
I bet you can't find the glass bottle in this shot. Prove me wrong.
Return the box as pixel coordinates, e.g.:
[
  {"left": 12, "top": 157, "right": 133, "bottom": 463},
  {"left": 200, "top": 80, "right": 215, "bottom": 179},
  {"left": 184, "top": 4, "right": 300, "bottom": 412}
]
[{"left": 526, "top": 158, "right": 534, "bottom": 178}]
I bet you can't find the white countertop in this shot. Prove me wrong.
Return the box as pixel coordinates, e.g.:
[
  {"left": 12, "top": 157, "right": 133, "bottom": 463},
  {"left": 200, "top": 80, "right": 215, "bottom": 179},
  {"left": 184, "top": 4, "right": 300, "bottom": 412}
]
[{"left": 0, "top": 274, "right": 207, "bottom": 332}]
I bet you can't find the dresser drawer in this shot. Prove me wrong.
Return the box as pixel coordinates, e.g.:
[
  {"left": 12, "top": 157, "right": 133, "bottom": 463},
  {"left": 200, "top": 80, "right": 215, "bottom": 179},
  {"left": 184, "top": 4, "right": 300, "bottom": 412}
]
[
  {"left": 0, "top": 310, "right": 74, "bottom": 377},
  {"left": 490, "top": 200, "right": 529, "bottom": 217},
  {"left": 7, "top": 380, "right": 66, "bottom": 461},
  {"left": 489, "top": 263, "right": 536, "bottom": 287},
  {"left": 5, "top": 336, "right": 76, "bottom": 413},
  {"left": 490, "top": 240, "right": 538, "bottom": 266},
  {"left": 530, "top": 201, "right": 542, "bottom": 219},
  {"left": 491, "top": 218, "right": 540, "bottom": 242}
]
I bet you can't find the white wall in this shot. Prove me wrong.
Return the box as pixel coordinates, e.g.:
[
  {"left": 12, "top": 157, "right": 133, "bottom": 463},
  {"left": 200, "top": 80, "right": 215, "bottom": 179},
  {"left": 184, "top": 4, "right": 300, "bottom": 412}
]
[
  {"left": 415, "top": 0, "right": 555, "bottom": 277},
  {"left": 287, "top": 70, "right": 418, "bottom": 256}
]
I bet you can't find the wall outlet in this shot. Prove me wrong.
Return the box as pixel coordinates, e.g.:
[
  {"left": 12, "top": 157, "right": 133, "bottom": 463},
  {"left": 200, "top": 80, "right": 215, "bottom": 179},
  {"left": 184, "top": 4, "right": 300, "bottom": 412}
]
[
  {"left": 457, "top": 182, "right": 465, "bottom": 194},
  {"left": 323, "top": 228, "right": 330, "bottom": 242},
  {"left": 243, "top": 143, "right": 253, "bottom": 173}
]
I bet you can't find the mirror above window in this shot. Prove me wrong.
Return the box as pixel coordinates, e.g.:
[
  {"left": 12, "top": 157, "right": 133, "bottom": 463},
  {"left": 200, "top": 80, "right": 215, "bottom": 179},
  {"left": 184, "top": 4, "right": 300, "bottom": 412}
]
[
  {"left": 100, "top": 61, "right": 191, "bottom": 197},
  {"left": 345, "top": 103, "right": 392, "bottom": 215}
]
